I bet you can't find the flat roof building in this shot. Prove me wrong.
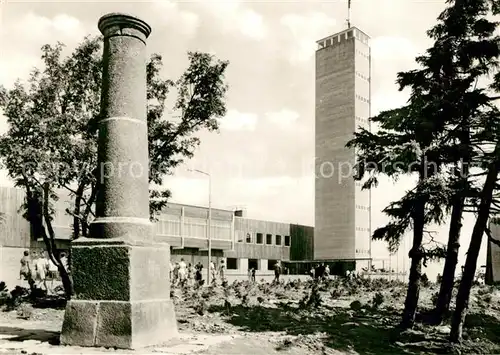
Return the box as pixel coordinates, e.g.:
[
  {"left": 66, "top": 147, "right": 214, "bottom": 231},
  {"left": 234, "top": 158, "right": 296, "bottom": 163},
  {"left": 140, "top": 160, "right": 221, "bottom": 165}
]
[{"left": 315, "top": 26, "right": 372, "bottom": 269}]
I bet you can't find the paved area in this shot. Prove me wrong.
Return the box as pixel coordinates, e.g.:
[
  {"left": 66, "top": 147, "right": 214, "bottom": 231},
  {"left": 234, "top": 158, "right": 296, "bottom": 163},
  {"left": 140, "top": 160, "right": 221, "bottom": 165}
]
[{"left": 0, "top": 322, "right": 241, "bottom": 354}]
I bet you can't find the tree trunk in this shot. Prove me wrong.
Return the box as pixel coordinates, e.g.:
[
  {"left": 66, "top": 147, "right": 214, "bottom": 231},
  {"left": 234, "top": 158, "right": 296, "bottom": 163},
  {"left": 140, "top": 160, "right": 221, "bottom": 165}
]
[
  {"left": 434, "top": 122, "right": 471, "bottom": 324},
  {"left": 42, "top": 183, "right": 73, "bottom": 299},
  {"left": 434, "top": 168, "right": 468, "bottom": 324},
  {"left": 72, "top": 183, "right": 85, "bottom": 239},
  {"left": 433, "top": 197, "right": 463, "bottom": 324},
  {"left": 401, "top": 197, "right": 426, "bottom": 329},
  {"left": 81, "top": 182, "right": 97, "bottom": 238},
  {"left": 450, "top": 145, "right": 500, "bottom": 342}
]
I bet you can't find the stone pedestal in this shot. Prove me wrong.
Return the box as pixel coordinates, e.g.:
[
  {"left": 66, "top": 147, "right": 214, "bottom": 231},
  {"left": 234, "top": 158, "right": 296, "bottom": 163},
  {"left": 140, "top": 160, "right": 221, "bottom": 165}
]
[
  {"left": 60, "top": 239, "right": 177, "bottom": 348},
  {"left": 60, "top": 13, "right": 178, "bottom": 349}
]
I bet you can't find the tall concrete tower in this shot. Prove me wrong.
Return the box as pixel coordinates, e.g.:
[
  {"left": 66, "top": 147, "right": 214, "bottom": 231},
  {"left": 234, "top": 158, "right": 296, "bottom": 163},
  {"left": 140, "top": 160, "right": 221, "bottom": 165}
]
[{"left": 314, "top": 26, "right": 372, "bottom": 271}]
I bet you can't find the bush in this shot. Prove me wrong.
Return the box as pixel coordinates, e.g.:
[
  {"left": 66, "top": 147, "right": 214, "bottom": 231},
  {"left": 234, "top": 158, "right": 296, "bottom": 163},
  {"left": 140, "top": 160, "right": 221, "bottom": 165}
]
[
  {"left": 431, "top": 292, "right": 439, "bottom": 306},
  {"left": 421, "top": 274, "right": 430, "bottom": 288},
  {"left": 331, "top": 288, "right": 343, "bottom": 300},
  {"left": 372, "top": 292, "right": 384, "bottom": 309},
  {"left": 350, "top": 300, "right": 363, "bottom": 311}
]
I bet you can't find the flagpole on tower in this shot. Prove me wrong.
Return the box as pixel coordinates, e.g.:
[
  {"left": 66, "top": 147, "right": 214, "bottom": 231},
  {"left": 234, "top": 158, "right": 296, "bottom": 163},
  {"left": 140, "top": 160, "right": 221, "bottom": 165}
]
[{"left": 347, "top": 0, "right": 351, "bottom": 29}]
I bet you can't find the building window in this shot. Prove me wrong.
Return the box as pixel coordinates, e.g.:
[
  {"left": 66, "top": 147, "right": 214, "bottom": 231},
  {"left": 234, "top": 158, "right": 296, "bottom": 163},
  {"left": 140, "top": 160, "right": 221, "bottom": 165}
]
[
  {"left": 267, "top": 259, "right": 277, "bottom": 270},
  {"left": 285, "top": 235, "right": 290, "bottom": 246},
  {"left": 236, "top": 230, "right": 244, "bottom": 243},
  {"left": 266, "top": 234, "right": 272, "bottom": 245},
  {"left": 248, "top": 259, "right": 259, "bottom": 270},
  {"left": 246, "top": 232, "right": 252, "bottom": 243},
  {"left": 276, "top": 235, "right": 282, "bottom": 245},
  {"left": 256, "top": 233, "right": 263, "bottom": 244},
  {"left": 227, "top": 258, "right": 238, "bottom": 270}
]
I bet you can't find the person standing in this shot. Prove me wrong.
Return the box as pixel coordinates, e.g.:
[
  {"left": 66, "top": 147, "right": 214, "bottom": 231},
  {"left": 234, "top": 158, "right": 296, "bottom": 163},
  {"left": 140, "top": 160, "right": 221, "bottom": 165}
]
[
  {"left": 316, "top": 263, "right": 325, "bottom": 281},
  {"left": 273, "top": 260, "right": 281, "bottom": 283},
  {"left": 35, "top": 251, "right": 49, "bottom": 290},
  {"left": 209, "top": 260, "right": 216, "bottom": 284},
  {"left": 187, "top": 263, "right": 194, "bottom": 286},
  {"left": 178, "top": 258, "right": 187, "bottom": 286},
  {"left": 19, "top": 250, "right": 34, "bottom": 289},
  {"left": 324, "top": 264, "right": 330, "bottom": 278},
  {"left": 47, "top": 255, "right": 59, "bottom": 293},
  {"left": 173, "top": 262, "right": 180, "bottom": 286},
  {"left": 195, "top": 261, "right": 203, "bottom": 287},
  {"left": 219, "top": 260, "right": 226, "bottom": 283},
  {"left": 251, "top": 267, "right": 256, "bottom": 283}
]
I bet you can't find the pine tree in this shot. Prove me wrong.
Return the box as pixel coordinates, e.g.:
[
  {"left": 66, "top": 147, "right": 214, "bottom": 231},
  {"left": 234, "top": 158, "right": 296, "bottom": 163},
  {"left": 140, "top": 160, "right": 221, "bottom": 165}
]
[{"left": 348, "top": 0, "right": 500, "bottom": 329}]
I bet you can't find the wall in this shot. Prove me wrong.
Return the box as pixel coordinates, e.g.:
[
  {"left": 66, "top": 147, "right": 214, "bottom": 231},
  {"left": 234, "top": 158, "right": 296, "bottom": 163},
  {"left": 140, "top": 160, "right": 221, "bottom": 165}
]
[
  {"left": 289, "top": 224, "right": 314, "bottom": 261},
  {"left": 0, "top": 187, "right": 31, "bottom": 248},
  {"left": 353, "top": 30, "right": 372, "bottom": 260}
]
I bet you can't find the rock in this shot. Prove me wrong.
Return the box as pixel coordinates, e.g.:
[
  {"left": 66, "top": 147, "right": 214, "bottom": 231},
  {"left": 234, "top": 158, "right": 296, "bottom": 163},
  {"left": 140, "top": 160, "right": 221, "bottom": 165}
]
[
  {"left": 435, "top": 325, "right": 451, "bottom": 334},
  {"left": 341, "top": 322, "right": 359, "bottom": 327}
]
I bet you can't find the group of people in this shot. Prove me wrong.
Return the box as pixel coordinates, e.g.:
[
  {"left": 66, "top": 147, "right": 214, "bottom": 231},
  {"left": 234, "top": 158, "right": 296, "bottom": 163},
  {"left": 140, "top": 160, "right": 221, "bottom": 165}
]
[
  {"left": 309, "top": 263, "right": 330, "bottom": 280},
  {"left": 247, "top": 260, "right": 285, "bottom": 283},
  {"left": 19, "top": 250, "right": 68, "bottom": 293},
  {"left": 170, "top": 259, "right": 226, "bottom": 287}
]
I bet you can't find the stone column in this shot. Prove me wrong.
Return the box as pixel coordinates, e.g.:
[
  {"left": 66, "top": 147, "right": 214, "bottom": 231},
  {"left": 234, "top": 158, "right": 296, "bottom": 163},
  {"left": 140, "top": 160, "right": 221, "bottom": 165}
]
[{"left": 60, "top": 13, "right": 177, "bottom": 349}]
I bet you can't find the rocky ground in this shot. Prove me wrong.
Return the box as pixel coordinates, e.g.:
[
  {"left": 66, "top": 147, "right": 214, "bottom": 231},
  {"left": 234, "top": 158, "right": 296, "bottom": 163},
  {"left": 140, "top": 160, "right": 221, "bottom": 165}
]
[{"left": 0, "top": 277, "right": 499, "bottom": 354}]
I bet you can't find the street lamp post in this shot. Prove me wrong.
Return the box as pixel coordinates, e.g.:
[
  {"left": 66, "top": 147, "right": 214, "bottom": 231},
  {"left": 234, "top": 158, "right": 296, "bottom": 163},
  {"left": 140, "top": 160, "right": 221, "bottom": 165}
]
[{"left": 188, "top": 169, "right": 212, "bottom": 285}]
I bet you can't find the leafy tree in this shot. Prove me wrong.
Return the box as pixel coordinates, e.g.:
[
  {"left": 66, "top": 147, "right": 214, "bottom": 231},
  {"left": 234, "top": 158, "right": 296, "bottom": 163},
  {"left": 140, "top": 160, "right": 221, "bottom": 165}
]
[{"left": 0, "top": 36, "right": 229, "bottom": 298}]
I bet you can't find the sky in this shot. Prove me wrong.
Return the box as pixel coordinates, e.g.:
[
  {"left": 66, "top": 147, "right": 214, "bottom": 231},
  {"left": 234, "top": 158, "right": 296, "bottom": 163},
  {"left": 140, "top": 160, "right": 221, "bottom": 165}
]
[{"left": 0, "top": 0, "right": 490, "bottom": 279}]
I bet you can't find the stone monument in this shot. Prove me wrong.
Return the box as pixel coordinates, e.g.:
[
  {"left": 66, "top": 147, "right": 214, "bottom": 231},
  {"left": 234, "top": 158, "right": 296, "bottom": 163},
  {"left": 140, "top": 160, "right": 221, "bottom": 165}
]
[{"left": 60, "top": 13, "right": 178, "bottom": 349}]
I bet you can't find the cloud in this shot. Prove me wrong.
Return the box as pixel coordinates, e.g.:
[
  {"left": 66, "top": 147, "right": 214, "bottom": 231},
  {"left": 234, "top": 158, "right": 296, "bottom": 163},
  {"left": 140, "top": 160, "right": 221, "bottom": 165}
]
[
  {"left": 7, "top": 13, "right": 86, "bottom": 42},
  {"left": 280, "top": 12, "right": 336, "bottom": 65},
  {"left": 0, "top": 13, "right": 88, "bottom": 88},
  {"left": 203, "top": 0, "right": 268, "bottom": 40},
  {"left": 219, "top": 109, "right": 258, "bottom": 131},
  {"left": 266, "top": 109, "right": 300, "bottom": 127},
  {"left": 150, "top": 0, "right": 200, "bottom": 39}
]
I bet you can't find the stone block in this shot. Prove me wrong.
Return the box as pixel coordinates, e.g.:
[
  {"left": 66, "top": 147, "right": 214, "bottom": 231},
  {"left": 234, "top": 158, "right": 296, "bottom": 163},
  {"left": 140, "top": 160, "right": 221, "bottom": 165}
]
[
  {"left": 61, "top": 299, "right": 177, "bottom": 349},
  {"left": 60, "top": 300, "right": 99, "bottom": 347},
  {"left": 71, "top": 244, "right": 130, "bottom": 301},
  {"left": 70, "top": 240, "right": 171, "bottom": 302}
]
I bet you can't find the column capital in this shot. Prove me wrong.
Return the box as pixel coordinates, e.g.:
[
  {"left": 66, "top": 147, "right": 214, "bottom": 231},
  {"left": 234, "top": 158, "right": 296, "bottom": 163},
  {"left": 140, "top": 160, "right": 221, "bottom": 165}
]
[{"left": 98, "top": 13, "right": 152, "bottom": 40}]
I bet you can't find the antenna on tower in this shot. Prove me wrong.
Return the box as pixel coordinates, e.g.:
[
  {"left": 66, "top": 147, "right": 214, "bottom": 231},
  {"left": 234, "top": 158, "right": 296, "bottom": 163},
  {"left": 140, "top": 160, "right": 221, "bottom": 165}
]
[{"left": 347, "top": 0, "right": 351, "bottom": 29}]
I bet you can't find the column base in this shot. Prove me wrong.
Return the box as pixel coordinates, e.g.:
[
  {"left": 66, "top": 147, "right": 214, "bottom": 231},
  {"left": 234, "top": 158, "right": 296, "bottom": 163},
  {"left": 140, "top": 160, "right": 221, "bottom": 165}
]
[
  {"left": 60, "top": 299, "right": 177, "bottom": 349},
  {"left": 59, "top": 238, "right": 178, "bottom": 349}
]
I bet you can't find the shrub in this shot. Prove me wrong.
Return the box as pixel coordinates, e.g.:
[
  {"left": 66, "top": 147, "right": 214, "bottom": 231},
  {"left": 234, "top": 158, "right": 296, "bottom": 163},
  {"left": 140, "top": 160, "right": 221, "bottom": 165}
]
[
  {"left": 421, "top": 273, "right": 430, "bottom": 288},
  {"left": 372, "top": 292, "right": 384, "bottom": 309}
]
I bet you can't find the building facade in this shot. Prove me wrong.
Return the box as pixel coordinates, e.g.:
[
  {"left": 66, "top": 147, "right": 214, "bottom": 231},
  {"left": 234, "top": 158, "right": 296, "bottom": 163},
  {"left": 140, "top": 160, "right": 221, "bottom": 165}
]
[
  {"left": 314, "top": 26, "right": 372, "bottom": 269},
  {"left": 0, "top": 186, "right": 315, "bottom": 286}
]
